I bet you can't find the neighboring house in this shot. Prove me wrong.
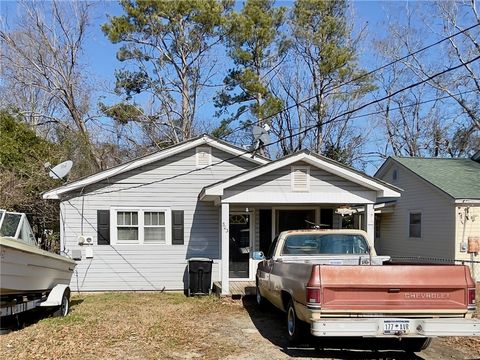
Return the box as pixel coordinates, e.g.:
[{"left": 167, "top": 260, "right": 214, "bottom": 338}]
[
  {"left": 43, "top": 135, "right": 400, "bottom": 295},
  {"left": 374, "top": 154, "right": 480, "bottom": 280}
]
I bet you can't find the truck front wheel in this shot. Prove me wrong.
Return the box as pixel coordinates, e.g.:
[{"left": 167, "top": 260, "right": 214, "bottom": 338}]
[{"left": 287, "top": 300, "right": 307, "bottom": 344}]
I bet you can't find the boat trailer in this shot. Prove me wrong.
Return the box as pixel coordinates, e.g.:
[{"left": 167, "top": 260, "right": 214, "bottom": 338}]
[{"left": 0, "top": 284, "right": 71, "bottom": 319}]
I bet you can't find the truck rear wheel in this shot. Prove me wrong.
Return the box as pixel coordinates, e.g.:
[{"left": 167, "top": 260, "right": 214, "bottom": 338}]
[
  {"left": 287, "top": 299, "right": 307, "bottom": 345},
  {"left": 402, "top": 338, "right": 432, "bottom": 352}
]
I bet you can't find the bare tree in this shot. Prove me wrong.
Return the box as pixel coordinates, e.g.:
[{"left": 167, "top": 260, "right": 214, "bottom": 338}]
[
  {"left": 0, "top": 0, "right": 104, "bottom": 172},
  {"left": 373, "top": 1, "right": 480, "bottom": 158}
]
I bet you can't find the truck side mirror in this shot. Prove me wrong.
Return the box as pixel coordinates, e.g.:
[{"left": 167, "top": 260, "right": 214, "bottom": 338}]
[{"left": 252, "top": 251, "right": 265, "bottom": 260}]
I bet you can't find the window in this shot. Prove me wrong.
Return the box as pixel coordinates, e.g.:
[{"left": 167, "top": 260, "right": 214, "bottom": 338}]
[
  {"left": 281, "top": 234, "right": 369, "bottom": 256},
  {"left": 112, "top": 208, "right": 171, "bottom": 245},
  {"left": 409, "top": 212, "right": 421, "bottom": 238},
  {"left": 144, "top": 212, "right": 166, "bottom": 243},
  {"left": 117, "top": 211, "right": 138, "bottom": 242},
  {"left": 392, "top": 168, "right": 398, "bottom": 181},
  {"left": 291, "top": 166, "right": 310, "bottom": 192}
]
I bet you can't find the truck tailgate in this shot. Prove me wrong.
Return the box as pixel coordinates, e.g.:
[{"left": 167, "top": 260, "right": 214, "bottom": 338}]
[{"left": 319, "top": 265, "right": 471, "bottom": 312}]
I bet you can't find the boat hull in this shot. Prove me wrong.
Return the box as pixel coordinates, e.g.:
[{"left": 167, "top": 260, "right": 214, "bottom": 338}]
[{"left": 0, "top": 237, "right": 76, "bottom": 297}]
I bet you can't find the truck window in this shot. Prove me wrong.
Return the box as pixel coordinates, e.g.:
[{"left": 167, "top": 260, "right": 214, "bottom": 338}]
[{"left": 281, "top": 234, "right": 369, "bottom": 256}]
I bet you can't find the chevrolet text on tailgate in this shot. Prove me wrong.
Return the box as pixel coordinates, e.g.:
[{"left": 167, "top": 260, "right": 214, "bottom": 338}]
[{"left": 253, "top": 229, "right": 479, "bottom": 352}]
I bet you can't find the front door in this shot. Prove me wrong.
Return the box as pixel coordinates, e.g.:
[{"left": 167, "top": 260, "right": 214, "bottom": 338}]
[{"left": 229, "top": 213, "right": 250, "bottom": 279}]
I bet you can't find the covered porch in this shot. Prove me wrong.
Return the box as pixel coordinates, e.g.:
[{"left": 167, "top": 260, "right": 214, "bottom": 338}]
[{"left": 200, "top": 151, "right": 401, "bottom": 295}]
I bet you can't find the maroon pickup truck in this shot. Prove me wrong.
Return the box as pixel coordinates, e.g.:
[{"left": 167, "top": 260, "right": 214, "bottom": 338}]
[{"left": 254, "top": 229, "right": 478, "bottom": 352}]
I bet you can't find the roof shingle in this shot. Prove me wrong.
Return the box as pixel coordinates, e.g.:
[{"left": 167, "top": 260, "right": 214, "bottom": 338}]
[{"left": 393, "top": 157, "right": 480, "bottom": 199}]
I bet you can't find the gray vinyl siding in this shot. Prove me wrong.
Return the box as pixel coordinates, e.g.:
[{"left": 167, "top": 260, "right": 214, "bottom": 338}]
[
  {"left": 225, "top": 161, "right": 376, "bottom": 197},
  {"left": 61, "top": 147, "right": 257, "bottom": 291},
  {"left": 376, "top": 162, "right": 455, "bottom": 260}
]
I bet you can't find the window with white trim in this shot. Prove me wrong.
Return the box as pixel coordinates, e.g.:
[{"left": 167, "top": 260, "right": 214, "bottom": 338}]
[
  {"left": 117, "top": 211, "right": 139, "bottom": 242},
  {"left": 409, "top": 211, "right": 421, "bottom": 238},
  {"left": 291, "top": 166, "right": 310, "bottom": 192},
  {"left": 196, "top": 146, "right": 212, "bottom": 167},
  {"left": 144, "top": 211, "right": 166, "bottom": 243},
  {"left": 112, "top": 208, "right": 171, "bottom": 245}
]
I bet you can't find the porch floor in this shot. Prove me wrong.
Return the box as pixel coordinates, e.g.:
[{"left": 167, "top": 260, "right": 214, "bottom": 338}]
[{"left": 213, "top": 281, "right": 256, "bottom": 297}]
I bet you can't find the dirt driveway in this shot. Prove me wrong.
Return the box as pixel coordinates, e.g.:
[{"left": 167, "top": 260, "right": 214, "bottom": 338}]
[
  {"left": 1, "top": 293, "right": 479, "bottom": 359},
  {"left": 236, "top": 297, "right": 480, "bottom": 360}
]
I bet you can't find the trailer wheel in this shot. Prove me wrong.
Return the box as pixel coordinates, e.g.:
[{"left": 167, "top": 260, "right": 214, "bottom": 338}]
[
  {"left": 402, "top": 338, "right": 432, "bottom": 352},
  {"left": 53, "top": 290, "right": 70, "bottom": 317},
  {"left": 286, "top": 299, "right": 307, "bottom": 345}
]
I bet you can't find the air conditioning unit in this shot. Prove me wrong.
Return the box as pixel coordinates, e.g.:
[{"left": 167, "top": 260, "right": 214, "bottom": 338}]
[{"left": 78, "top": 235, "right": 94, "bottom": 245}]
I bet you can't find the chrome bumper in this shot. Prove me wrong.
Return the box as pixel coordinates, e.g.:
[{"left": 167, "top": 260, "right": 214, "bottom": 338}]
[{"left": 310, "top": 317, "right": 480, "bottom": 337}]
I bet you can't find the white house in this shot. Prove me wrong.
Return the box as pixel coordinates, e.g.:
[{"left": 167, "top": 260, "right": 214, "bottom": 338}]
[{"left": 43, "top": 135, "right": 400, "bottom": 295}]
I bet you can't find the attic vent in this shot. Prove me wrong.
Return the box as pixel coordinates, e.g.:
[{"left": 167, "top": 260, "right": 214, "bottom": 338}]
[
  {"left": 196, "top": 146, "right": 211, "bottom": 168},
  {"left": 291, "top": 166, "right": 310, "bottom": 192},
  {"left": 392, "top": 168, "right": 398, "bottom": 181}
]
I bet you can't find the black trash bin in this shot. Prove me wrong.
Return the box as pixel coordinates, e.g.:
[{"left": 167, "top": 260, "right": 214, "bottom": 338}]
[{"left": 187, "top": 258, "right": 213, "bottom": 296}]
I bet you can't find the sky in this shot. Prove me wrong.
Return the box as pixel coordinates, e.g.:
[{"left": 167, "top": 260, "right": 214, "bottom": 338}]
[{"left": 0, "top": 1, "right": 467, "bottom": 174}]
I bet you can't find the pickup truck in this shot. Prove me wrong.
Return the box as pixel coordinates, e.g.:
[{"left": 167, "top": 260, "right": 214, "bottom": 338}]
[{"left": 253, "top": 229, "right": 479, "bottom": 352}]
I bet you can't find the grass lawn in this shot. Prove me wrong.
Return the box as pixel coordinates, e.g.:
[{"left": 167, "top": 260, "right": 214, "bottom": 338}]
[
  {"left": 1, "top": 292, "right": 479, "bottom": 359},
  {"left": 0, "top": 293, "right": 245, "bottom": 360}
]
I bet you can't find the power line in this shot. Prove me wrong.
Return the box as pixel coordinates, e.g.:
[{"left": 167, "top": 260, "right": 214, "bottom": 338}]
[
  {"left": 76, "top": 23, "right": 480, "bottom": 190},
  {"left": 223, "top": 22, "right": 480, "bottom": 136},
  {"left": 282, "top": 89, "right": 480, "bottom": 132},
  {"left": 261, "top": 54, "right": 480, "bottom": 151},
  {"left": 81, "top": 54, "right": 480, "bottom": 197}
]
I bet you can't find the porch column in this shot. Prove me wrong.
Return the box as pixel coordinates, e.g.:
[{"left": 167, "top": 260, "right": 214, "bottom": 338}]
[
  {"left": 364, "top": 204, "right": 375, "bottom": 245},
  {"left": 221, "top": 203, "right": 230, "bottom": 295}
]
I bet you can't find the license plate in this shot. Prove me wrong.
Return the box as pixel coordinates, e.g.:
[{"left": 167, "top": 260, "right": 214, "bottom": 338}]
[{"left": 383, "top": 320, "right": 410, "bottom": 335}]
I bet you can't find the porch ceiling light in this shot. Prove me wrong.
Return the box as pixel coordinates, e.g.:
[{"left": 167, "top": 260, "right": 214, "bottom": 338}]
[{"left": 335, "top": 206, "right": 356, "bottom": 217}]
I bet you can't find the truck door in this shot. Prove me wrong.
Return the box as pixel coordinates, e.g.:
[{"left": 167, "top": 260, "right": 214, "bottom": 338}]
[{"left": 258, "top": 236, "right": 278, "bottom": 301}]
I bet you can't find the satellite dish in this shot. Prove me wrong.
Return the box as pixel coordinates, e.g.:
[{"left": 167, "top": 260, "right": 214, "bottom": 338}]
[
  {"left": 48, "top": 160, "right": 73, "bottom": 180},
  {"left": 259, "top": 132, "right": 270, "bottom": 145},
  {"left": 252, "top": 124, "right": 270, "bottom": 147},
  {"left": 252, "top": 125, "right": 264, "bottom": 140}
]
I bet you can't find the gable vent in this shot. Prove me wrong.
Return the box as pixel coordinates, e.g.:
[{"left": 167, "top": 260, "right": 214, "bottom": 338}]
[
  {"left": 291, "top": 166, "right": 310, "bottom": 192},
  {"left": 196, "top": 146, "right": 212, "bottom": 168}
]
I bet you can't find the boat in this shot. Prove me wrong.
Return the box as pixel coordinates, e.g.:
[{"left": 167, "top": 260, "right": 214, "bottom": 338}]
[{"left": 0, "top": 209, "right": 76, "bottom": 298}]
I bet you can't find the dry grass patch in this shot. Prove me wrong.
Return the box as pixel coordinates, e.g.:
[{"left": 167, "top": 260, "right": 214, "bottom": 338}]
[{"left": 0, "top": 292, "right": 245, "bottom": 360}]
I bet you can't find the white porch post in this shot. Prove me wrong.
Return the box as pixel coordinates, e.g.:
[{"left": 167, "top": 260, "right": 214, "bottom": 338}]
[
  {"left": 221, "top": 203, "right": 230, "bottom": 295},
  {"left": 364, "top": 204, "right": 375, "bottom": 245}
]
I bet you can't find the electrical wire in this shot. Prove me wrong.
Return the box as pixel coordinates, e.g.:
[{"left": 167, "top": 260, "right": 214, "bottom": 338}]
[
  {"left": 223, "top": 22, "right": 480, "bottom": 136},
  {"left": 58, "top": 22, "right": 480, "bottom": 194},
  {"left": 276, "top": 89, "right": 479, "bottom": 132},
  {"left": 260, "top": 54, "right": 480, "bottom": 152},
  {"left": 78, "top": 54, "right": 480, "bottom": 197}
]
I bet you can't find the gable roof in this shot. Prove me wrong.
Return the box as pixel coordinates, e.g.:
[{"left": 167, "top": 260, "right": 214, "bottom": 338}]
[
  {"left": 379, "top": 157, "right": 480, "bottom": 200},
  {"left": 200, "top": 150, "right": 401, "bottom": 200},
  {"left": 43, "top": 134, "right": 269, "bottom": 200}
]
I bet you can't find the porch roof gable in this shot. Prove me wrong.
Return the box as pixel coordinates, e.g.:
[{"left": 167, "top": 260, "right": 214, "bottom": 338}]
[{"left": 200, "top": 151, "right": 402, "bottom": 200}]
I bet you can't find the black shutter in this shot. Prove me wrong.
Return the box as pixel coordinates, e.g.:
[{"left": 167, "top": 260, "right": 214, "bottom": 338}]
[
  {"left": 172, "top": 210, "right": 184, "bottom": 245},
  {"left": 97, "top": 210, "right": 110, "bottom": 245}
]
